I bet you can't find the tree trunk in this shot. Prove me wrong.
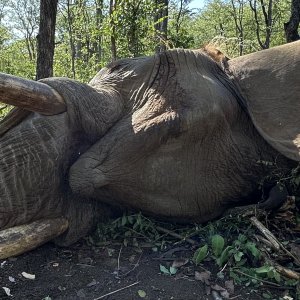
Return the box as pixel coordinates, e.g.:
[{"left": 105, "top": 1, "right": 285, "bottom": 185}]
[
  {"left": 36, "top": 0, "right": 58, "bottom": 80},
  {"left": 284, "top": 0, "right": 300, "bottom": 42},
  {"left": 154, "top": 0, "right": 169, "bottom": 53},
  {"left": 109, "top": 0, "right": 117, "bottom": 62},
  {"left": 94, "top": 0, "right": 103, "bottom": 65}
]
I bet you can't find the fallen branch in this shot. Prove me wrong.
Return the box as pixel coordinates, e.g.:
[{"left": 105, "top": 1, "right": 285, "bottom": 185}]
[
  {"left": 274, "top": 263, "right": 300, "bottom": 280},
  {"left": 156, "top": 226, "right": 198, "bottom": 246},
  {"left": 93, "top": 281, "right": 140, "bottom": 300},
  {"left": 232, "top": 269, "right": 281, "bottom": 287},
  {"left": 263, "top": 254, "right": 300, "bottom": 280},
  {"left": 251, "top": 217, "right": 300, "bottom": 265},
  {"left": 250, "top": 217, "right": 280, "bottom": 251},
  {"left": 253, "top": 234, "right": 274, "bottom": 249}
]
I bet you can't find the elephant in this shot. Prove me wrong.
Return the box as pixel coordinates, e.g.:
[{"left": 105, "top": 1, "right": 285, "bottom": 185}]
[{"left": 0, "top": 41, "right": 299, "bottom": 259}]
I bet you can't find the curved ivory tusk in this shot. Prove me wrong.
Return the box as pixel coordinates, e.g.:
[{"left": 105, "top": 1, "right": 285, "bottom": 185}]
[
  {"left": 0, "top": 72, "right": 66, "bottom": 115},
  {"left": 0, "top": 218, "right": 69, "bottom": 259}
]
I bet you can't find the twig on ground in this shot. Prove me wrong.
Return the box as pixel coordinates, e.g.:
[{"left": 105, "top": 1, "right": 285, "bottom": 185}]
[
  {"left": 233, "top": 269, "right": 281, "bottom": 287},
  {"left": 76, "top": 263, "right": 95, "bottom": 267},
  {"left": 274, "top": 263, "right": 300, "bottom": 280},
  {"left": 220, "top": 261, "right": 229, "bottom": 273},
  {"left": 153, "top": 246, "right": 188, "bottom": 261},
  {"left": 156, "top": 226, "right": 198, "bottom": 245},
  {"left": 253, "top": 234, "right": 274, "bottom": 249},
  {"left": 251, "top": 217, "right": 300, "bottom": 265},
  {"left": 120, "top": 253, "right": 143, "bottom": 278},
  {"left": 93, "top": 281, "right": 140, "bottom": 300},
  {"left": 250, "top": 217, "right": 280, "bottom": 251},
  {"left": 116, "top": 245, "right": 123, "bottom": 278}
]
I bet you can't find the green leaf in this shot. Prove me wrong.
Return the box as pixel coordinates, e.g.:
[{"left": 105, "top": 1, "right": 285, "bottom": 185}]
[
  {"left": 216, "top": 246, "right": 233, "bottom": 267},
  {"left": 245, "top": 242, "right": 260, "bottom": 259},
  {"left": 273, "top": 271, "right": 281, "bottom": 283},
  {"left": 127, "top": 216, "right": 134, "bottom": 224},
  {"left": 235, "top": 258, "right": 247, "bottom": 267},
  {"left": 238, "top": 234, "right": 247, "bottom": 243},
  {"left": 255, "top": 265, "right": 273, "bottom": 274},
  {"left": 211, "top": 235, "right": 225, "bottom": 257},
  {"left": 121, "top": 215, "right": 127, "bottom": 226},
  {"left": 124, "top": 230, "right": 131, "bottom": 237},
  {"left": 160, "top": 264, "right": 170, "bottom": 275},
  {"left": 169, "top": 267, "right": 177, "bottom": 275},
  {"left": 193, "top": 244, "right": 208, "bottom": 265},
  {"left": 234, "top": 251, "right": 243, "bottom": 262},
  {"left": 262, "top": 292, "right": 271, "bottom": 299},
  {"left": 138, "top": 290, "right": 146, "bottom": 298}
]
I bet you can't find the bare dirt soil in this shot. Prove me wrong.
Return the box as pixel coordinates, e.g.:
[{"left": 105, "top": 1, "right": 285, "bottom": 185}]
[{"left": 0, "top": 239, "right": 282, "bottom": 300}]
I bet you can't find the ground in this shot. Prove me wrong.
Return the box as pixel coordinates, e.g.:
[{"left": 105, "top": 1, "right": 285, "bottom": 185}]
[{"left": 0, "top": 239, "right": 285, "bottom": 300}]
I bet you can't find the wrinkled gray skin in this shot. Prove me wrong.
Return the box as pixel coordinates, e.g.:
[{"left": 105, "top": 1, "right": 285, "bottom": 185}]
[{"left": 1, "top": 44, "right": 299, "bottom": 245}]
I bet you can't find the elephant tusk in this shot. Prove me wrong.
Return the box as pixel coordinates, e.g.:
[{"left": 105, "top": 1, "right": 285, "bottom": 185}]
[
  {"left": 0, "top": 218, "right": 69, "bottom": 259},
  {"left": 0, "top": 72, "right": 66, "bottom": 115}
]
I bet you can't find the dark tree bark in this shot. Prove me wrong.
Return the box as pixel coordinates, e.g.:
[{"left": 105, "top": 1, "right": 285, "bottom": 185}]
[
  {"left": 66, "top": 0, "right": 76, "bottom": 79},
  {"left": 284, "top": 0, "right": 300, "bottom": 43},
  {"left": 154, "top": 0, "right": 169, "bottom": 53},
  {"left": 109, "top": 0, "right": 117, "bottom": 62},
  {"left": 249, "top": 0, "right": 273, "bottom": 49},
  {"left": 36, "top": 0, "right": 58, "bottom": 80},
  {"left": 93, "top": 0, "right": 104, "bottom": 65}
]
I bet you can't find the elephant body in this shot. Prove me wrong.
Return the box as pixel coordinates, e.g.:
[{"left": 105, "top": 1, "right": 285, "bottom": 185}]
[{"left": 0, "top": 42, "right": 299, "bottom": 256}]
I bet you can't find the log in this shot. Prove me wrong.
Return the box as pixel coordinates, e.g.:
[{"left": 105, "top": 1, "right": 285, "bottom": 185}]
[{"left": 0, "top": 218, "right": 69, "bottom": 259}]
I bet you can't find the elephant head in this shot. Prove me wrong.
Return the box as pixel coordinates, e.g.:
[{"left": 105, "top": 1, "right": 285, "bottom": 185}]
[
  {"left": 0, "top": 41, "right": 299, "bottom": 259},
  {"left": 0, "top": 73, "right": 124, "bottom": 257}
]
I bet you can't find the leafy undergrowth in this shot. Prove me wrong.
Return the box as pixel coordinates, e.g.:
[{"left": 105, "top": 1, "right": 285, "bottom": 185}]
[{"left": 89, "top": 197, "right": 300, "bottom": 300}]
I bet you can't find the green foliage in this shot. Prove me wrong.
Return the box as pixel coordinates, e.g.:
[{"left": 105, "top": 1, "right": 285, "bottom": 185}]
[
  {"left": 191, "top": 0, "right": 290, "bottom": 57},
  {"left": 0, "top": 40, "right": 36, "bottom": 79},
  {"left": 160, "top": 264, "right": 178, "bottom": 275},
  {"left": 168, "top": 0, "right": 195, "bottom": 49},
  {"left": 192, "top": 231, "right": 261, "bottom": 269},
  {"left": 89, "top": 210, "right": 299, "bottom": 296},
  {"left": 193, "top": 244, "right": 208, "bottom": 265},
  {"left": 211, "top": 234, "right": 224, "bottom": 257},
  {"left": 89, "top": 212, "right": 168, "bottom": 249}
]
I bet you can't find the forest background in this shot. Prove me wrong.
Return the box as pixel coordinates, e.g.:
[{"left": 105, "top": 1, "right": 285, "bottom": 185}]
[{"left": 0, "top": 0, "right": 294, "bottom": 83}]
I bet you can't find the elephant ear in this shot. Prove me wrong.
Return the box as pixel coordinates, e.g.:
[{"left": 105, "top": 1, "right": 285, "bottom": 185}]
[{"left": 228, "top": 42, "right": 300, "bottom": 161}]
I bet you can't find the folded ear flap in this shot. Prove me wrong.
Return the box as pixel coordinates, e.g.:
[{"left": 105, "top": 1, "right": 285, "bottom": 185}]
[{"left": 229, "top": 42, "right": 300, "bottom": 161}]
